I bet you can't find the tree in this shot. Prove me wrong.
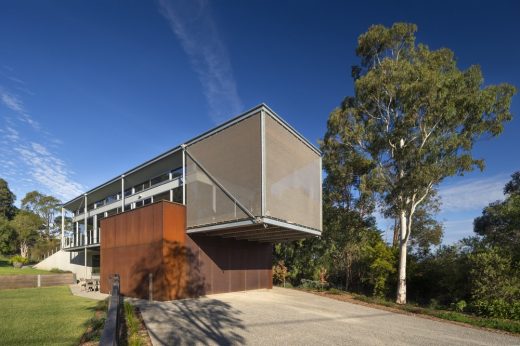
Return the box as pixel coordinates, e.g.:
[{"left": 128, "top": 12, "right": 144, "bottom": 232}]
[
  {"left": 0, "top": 178, "right": 17, "bottom": 220},
  {"left": 474, "top": 171, "right": 520, "bottom": 257},
  {"left": 0, "top": 216, "right": 18, "bottom": 254},
  {"left": 325, "top": 22, "right": 515, "bottom": 303},
  {"left": 11, "top": 210, "right": 42, "bottom": 258},
  {"left": 21, "top": 191, "right": 61, "bottom": 239}
]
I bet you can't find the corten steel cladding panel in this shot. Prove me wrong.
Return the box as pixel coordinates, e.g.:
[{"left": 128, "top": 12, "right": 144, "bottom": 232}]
[
  {"left": 186, "top": 112, "right": 262, "bottom": 228},
  {"left": 186, "top": 234, "right": 273, "bottom": 295},
  {"left": 100, "top": 201, "right": 188, "bottom": 301},
  {"left": 265, "top": 115, "right": 322, "bottom": 231}
]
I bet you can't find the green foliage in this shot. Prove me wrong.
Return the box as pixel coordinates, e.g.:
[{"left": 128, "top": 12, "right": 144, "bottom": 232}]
[
  {"left": 9, "top": 255, "right": 28, "bottom": 264},
  {"left": 300, "top": 279, "right": 329, "bottom": 291},
  {"left": 50, "top": 268, "right": 71, "bottom": 273},
  {"left": 470, "top": 299, "right": 520, "bottom": 320},
  {"left": 0, "top": 216, "right": 18, "bottom": 254},
  {"left": 455, "top": 300, "right": 467, "bottom": 313},
  {"left": 361, "top": 239, "right": 397, "bottom": 297},
  {"left": 474, "top": 171, "right": 520, "bottom": 257},
  {"left": 272, "top": 260, "right": 289, "bottom": 287},
  {"left": 21, "top": 191, "right": 61, "bottom": 239},
  {"left": 324, "top": 21, "right": 516, "bottom": 303},
  {"left": 467, "top": 246, "right": 519, "bottom": 304},
  {"left": 0, "top": 178, "right": 17, "bottom": 220},
  {"left": 124, "top": 302, "right": 146, "bottom": 346},
  {"left": 11, "top": 210, "right": 42, "bottom": 258}
]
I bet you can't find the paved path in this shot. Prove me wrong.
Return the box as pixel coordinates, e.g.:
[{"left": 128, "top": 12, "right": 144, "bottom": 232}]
[
  {"left": 135, "top": 287, "right": 520, "bottom": 346},
  {"left": 69, "top": 284, "right": 108, "bottom": 300}
]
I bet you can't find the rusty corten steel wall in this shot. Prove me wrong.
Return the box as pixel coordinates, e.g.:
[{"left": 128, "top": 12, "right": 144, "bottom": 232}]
[
  {"left": 186, "top": 234, "right": 273, "bottom": 294},
  {"left": 100, "top": 201, "right": 187, "bottom": 301},
  {"left": 100, "top": 201, "right": 272, "bottom": 300}
]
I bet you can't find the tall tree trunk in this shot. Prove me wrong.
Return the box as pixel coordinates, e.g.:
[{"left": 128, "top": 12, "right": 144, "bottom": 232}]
[
  {"left": 392, "top": 217, "right": 399, "bottom": 247},
  {"left": 396, "top": 211, "right": 408, "bottom": 304},
  {"left": 20, "top": 241, "right": 29, "bottom": 258}
]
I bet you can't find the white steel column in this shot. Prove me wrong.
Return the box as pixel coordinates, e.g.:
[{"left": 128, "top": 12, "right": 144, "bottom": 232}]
[
  {"left": 121, "top": 175, "right": 125, "bottom": 212},
  {"left": 84, "top": 194, "right": 88, "bottom": 246},
  {"left": 260, "top": 110, "right": 266, "bottom": 216},
  {"left": 93, "top": 214, "right": 98, "bottom": 244},
  {"left": 84, "top": 248, "right": 88, "bottom": 279},
  {"left": 75, "top": 221, "right": 79, "bottom": 247},
  {"left": 61, "top": 207, "right": 65, "bottom": 248},
  {"left": 182, "top": 144, "right": 186, "bottom": 205}
]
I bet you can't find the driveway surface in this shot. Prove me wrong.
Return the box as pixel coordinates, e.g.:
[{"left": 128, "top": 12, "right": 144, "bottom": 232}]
[{"left": 134, "top": 287, "right": 520, "bottom": 346}]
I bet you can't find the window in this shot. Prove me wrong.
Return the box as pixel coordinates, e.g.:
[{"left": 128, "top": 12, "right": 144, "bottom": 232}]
[
  {"left": 124, "top": 188, "right": 133, "bottom": 197},
  {"left": 171, "top": 167, "right": 183, "bottom": 179},
  {"left": 172, "top": 186, "right": 183, "bottom": 203},
  {"left": 134, "top": 180, "right": 150, "bottom": 193},
  {"left": 151, "top": 172, "right": 169, "bottom": 186},
  {"left": 106, "top": 208, "right": 117, "bottom": 217},
  {"left": 154, "top": 191, "right": 170, "bottom": 202},
  {"left": 105, "top": 193, "right": 118, "bottom": 205}
]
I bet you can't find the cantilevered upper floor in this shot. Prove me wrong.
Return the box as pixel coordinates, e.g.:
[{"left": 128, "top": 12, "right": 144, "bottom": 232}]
[{"left": 61, "top": 104, "right": 322, "bottom": 249}]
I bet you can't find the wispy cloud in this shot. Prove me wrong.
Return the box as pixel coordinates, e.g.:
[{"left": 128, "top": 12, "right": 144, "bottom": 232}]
[
  {"left": 0, "top": 73, "right": 84, "bottom": 201},
  {"left": 0, "top": 89, "right": 39, "bottom": 129},
  {"left": 438, "top": 174, "right": 508, "bottom": 213},
  {"left": 158, "top": 0, "right": 243, "bottom": 123},
  {"left": 13, "top": 143, "right": 83, "bottom": 200}
]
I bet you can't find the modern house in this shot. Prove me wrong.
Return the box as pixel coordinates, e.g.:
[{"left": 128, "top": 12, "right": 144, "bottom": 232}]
[{"left": 56, "top": 104, "right": 321, "bottom": 300}]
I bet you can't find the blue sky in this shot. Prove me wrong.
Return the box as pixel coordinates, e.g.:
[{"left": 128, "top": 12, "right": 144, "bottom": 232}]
[{"left": 0, "top": 0, "right": 518, "bottom": 244}]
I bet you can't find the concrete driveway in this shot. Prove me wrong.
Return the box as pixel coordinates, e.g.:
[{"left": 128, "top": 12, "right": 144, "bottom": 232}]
[{"left": 134, "top": 287, "right": 520, "bottom": 346}]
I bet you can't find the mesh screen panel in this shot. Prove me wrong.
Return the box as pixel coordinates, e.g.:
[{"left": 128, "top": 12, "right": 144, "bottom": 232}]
[
  {"left": 186, "top": 113, "right": 262, "bottom": 227},
  {"left": 265, "top": 115, "right": 321, "bottom": 231}
]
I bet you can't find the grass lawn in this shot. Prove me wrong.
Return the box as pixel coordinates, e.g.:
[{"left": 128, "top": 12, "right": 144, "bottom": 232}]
[
  {"left": 0, "top": 286, "right": 99, "bottom": 345},
  {"left": 0, "top": 256, "right": 51, "bottom": 276}
]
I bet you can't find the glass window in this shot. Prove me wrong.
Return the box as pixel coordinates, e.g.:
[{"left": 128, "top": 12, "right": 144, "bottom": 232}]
[
  {"left": 135, "top": 200, "right": 144, "bottom": 208},
  {"left": 134, "top": 180, "right": 150, "bottom": 193},
  {"left": 124, "top": 188, "right": 132, "bottom": 197},
  {"left": 106, "top": 193, "right": 118, "bottom": 204},
  {"left": 143, "top": 198, "right": 152, "bottom": 206},
  {"left": 151, "top": 172, "right": 169, "bottom": 186},
  {"left": 172, "top": 186, "right": 183, "bottom": 203},
  {"left": 154, "top": 191, "right": 170, "bottom": 202},
  {"left": 106, "top": 208, "right": 117, "bottom": 217},
  {"left": 171, "top": 166, "right": 183, "bottom": 179}
]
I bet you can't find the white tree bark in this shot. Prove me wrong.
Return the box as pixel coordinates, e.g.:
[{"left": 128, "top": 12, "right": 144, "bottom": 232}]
[
  {"left": 20, "top": 241, "right": 29, "bottom": 258},
  {"left": 396, "top": 211, "right": 408, "bottom": 304}
]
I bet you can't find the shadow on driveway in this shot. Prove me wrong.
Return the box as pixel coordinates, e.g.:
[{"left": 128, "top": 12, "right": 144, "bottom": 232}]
[{"left": 135, "top": 297, "right": 245, "bottom": 345}]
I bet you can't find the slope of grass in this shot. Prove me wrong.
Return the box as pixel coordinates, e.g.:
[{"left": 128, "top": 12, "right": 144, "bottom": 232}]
[
  {"left": 0, "top": 286, "right": 98, "bottom": 345},
  {"left": 0, "top": 256, "right": 51, "bottom": 276}
]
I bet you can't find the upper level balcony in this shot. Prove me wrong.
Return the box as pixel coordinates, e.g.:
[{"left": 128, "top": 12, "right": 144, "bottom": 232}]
[{"left": 61, "top": 104, "right": 322, "bottom": 249}]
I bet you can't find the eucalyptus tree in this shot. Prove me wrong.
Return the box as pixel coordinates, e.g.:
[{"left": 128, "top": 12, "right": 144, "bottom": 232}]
[
  {"left": 323, "top": 23, "right": 515, "bottom": 303},
  {"left": 21, "top": 191, "right": 61, "bottom": 239}
]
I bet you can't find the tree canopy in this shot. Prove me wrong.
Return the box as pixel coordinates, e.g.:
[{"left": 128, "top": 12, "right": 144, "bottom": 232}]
[
  {"left": 323, "top": 22, "right": 516, "bottom": 303},
  {"left": 0, "top": 178, "right": 17, "bottom": 220}
]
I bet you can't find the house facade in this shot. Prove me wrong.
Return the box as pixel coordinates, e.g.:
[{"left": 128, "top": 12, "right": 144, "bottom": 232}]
[{"left": 60, "top": 104, "right": 322, "bottom": 299}]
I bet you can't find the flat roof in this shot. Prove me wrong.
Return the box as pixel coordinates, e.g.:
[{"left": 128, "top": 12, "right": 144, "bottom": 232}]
[{"left": 63, "top": 103, "right": 321, "bottom": 208}]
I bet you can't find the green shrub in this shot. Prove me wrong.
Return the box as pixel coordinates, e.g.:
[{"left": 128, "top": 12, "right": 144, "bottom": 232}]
[
  {"left": 124, "top": 302, "right": 140, "bottom": 336},
  {"left": 9, "top": 255, "right": 28, "bottom": 265},
  {"left": 455, "top": 300, "right": 467, "bottom": 313},
  {"left": 470, "top": 299, "right": 520, "bottom": 320},
  {"left": 50, "top": 268, "right": 71, "bottom": 273},
  {"left": 328, "top": 288, "right": 344, "bottom": 295},
  {"left": 301, "top": 279, "right": 329, "bottom": 291}
]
